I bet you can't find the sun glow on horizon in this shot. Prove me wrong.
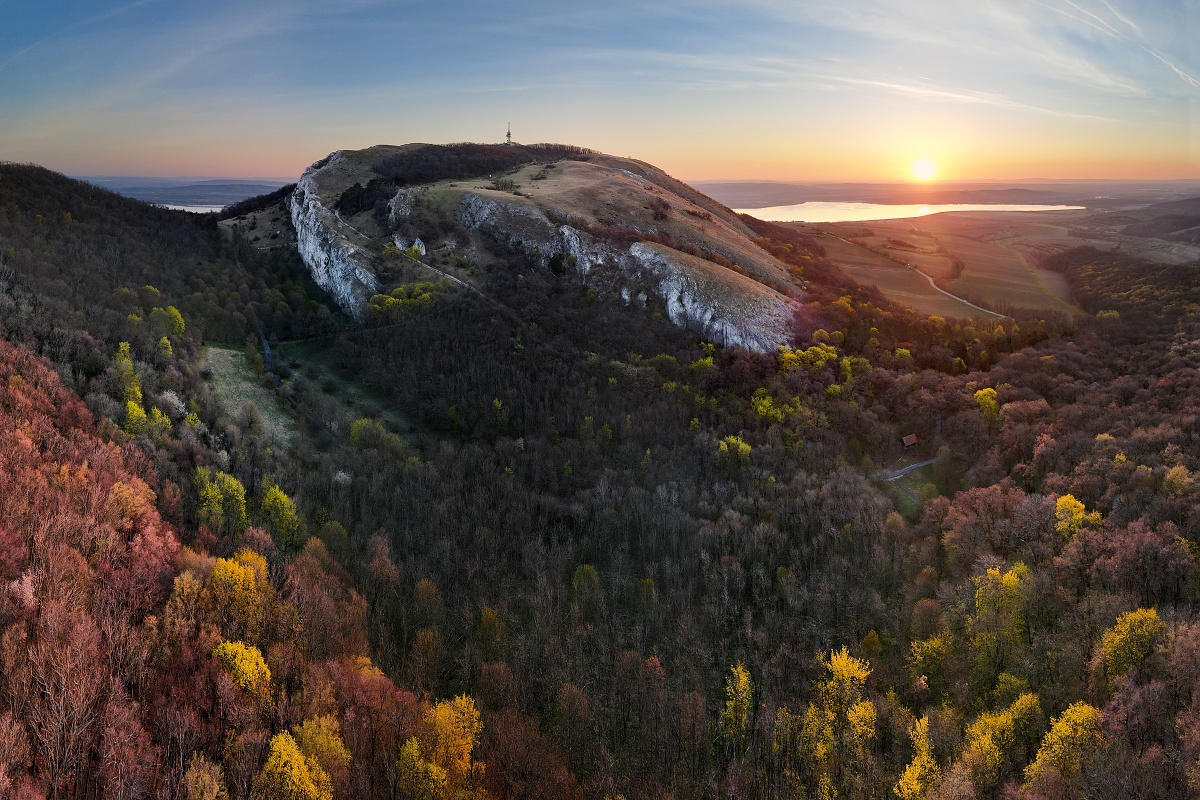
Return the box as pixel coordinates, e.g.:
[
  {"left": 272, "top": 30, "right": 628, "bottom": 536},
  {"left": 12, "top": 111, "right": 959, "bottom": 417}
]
[{"left": 911, "top": 158, "right": 937, "bottom": 182}]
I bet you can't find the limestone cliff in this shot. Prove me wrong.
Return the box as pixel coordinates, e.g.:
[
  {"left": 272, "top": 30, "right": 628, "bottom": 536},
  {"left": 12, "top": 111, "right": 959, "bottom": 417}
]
[
  {"left": 288, "top": 154, "right": 379, "bottom": 319},
  {"left": 455, "top": 192, "right": 793, "bottom": 351},
  {"left": 287, "top": 144, "right": 802, "bottom": 351},
  {"left": 625, "top": 243, "right": 793, "bottom": 352}
]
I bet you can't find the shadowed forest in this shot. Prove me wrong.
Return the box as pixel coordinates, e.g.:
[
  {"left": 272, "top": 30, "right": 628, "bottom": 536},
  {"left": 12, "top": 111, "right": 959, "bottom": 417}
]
[{"left": 2, "top": 163, "right": 1200, "bottom": 800}]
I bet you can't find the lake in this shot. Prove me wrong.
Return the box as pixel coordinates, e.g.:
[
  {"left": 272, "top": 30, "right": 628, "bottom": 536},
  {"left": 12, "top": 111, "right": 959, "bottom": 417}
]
[
  {"left": 159, "top": 204, "right": 225, "bottom": 213},
  {"left": 734, "top": 201, "right": 1086, "bottom": 223}
]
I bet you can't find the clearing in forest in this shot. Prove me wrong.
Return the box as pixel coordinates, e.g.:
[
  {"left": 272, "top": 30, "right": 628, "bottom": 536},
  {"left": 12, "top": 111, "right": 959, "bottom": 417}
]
[{"left": 202, "top": 344, "right": 296, "bottom": 446}]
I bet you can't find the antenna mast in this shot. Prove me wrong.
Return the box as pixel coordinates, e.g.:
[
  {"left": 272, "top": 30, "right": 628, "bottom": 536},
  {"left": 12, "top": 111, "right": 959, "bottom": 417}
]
[{"left": 506, "top": 123, "right": 512, "bottom": 146}]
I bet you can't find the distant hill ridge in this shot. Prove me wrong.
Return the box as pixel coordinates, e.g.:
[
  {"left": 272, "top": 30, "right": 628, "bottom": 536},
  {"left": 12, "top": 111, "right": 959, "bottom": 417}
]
[
  {"left": 76, "top": 175, "right": 292, "bottom": 208},
  {"left": 1148, "top": 196, "right": 1200, "bottom": 214},
  {"left": 695, "top": 181, "right": 1058, "bottom": 209}
]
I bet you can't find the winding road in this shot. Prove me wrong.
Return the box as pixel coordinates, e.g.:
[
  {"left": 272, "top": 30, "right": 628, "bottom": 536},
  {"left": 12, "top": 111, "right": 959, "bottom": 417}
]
[
  {"left": 823, "top": 232, "right": 1009, "bottom": 319},
  {"left": 905, "top": 266, "right": 1009, "bottom": 319}
]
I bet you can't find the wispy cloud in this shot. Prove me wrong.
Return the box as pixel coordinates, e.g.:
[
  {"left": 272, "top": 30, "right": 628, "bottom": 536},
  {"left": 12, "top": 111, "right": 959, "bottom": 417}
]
[
  {"left": 1095, "top": 0, "right": 1140, "bottom": 33},
  {"left": 0, "top": 0, "right": 1194, "bottom": 179},
  {"left": 1147, "top": 49, "right": 1200, "bottom": 90},
  {"left": 0, "top": 0, "right": 161, "bottom": 72},
  {"left": 827, "top": 76, "right": 1115, "bottom": 120},
  {"left": 1053, "top": 0, "right": 1122, "bottom": 37},
  {"left": 746, "top": 0, "right": 1148, "bottom": 96}
]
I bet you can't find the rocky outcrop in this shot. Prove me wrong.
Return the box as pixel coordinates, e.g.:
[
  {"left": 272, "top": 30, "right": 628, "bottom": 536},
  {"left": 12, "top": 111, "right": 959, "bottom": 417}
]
[
  {"left": 626, "top": 243, "right": 793, "bottom": 352},
  {"left": 388, "top": 187, "right": 420, "bottom": 225},
  {"left": 289, "top": 155, "right": 379, "bottom": 319},
  {"left": 457, "top": 193, "right": 563, "bottom": 261},
  {"left": 457, "top": 192, "right": 793, "bottom": 352},
  {"left": 287, "top": 148, "right": 796, "bottom": 351}
]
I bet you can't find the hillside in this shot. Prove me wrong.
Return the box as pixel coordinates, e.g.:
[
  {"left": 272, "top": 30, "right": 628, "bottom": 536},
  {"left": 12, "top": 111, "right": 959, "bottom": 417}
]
[
  {"left": 281, "top": 143, "right": 803, "bottom": 351},
  {"left": 1147, "top": 195, "right": 1200, "bottom": 215},
  {"left": 3, "top": 158, "right": 1200, "bottom": 799}
]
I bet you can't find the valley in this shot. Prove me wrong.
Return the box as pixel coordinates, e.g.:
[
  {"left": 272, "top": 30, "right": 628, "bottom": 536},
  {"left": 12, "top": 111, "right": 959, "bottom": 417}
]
[
  {"left": 3, "top": 0, "right": 1196, "bottom": 796},
  {"left": 2, "top": 149, "right": 1200, "bottom": 800},
  {"left": 776, "top": 206, "right": 1194, "bottom": 318}
]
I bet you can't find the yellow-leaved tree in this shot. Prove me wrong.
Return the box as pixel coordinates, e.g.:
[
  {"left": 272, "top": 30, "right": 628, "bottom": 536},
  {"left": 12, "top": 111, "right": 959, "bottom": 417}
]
[
  {"left": 396, "top": 695, "right": 489, "bottom": 799},
  {"left": 1095, "top": 607, "right": 1165, "bottom": 689},
  {"left": 292, "top": 715, "right": 351, "bottom": 794},
  {"left": 252, "top": 732, "right": 331, "bottom": 800},
  {"left": 208, "top": 549, "right": 270, "bottom": 642},
  {"left": 260, "top": 483, "right": 301, "bottom": 547},
  {"left": 721, "top": 662, "right": 755, "bottom": 757},
  {"left": 969, "top": 562, "right": 1030, "bottom": 690},
  {"left": 974, "top": 387, "right": 999, "bottom": 432},
  {"left": 212, "top": 641, "right": 272, "bottom": 707},
  {"left": 1024, "top": 702, "right": 1104, "bottom": 787},
  {"left": 397, "top": 737, "right": 446, "bottom": 800},
  {"left": 194, "top": 468, "right": 248, "bottom": 537},
  {"left": 893, "top": 716, "right": 939, "bottom": 800},
  {"left": 425, "top": 695, "right": 485, "bottom": 792},
  {"left": 1054, "top": 494, "right": 1100, "bottom": 538},
  {"left": 115, "top": 341, "right": 142, "bottom": 403},
  {"left": 801, "top": 647, "right": 877, "bottom": 799},
  {"left": 958, "top": 692, "right": 1043, "bottom": 793}
]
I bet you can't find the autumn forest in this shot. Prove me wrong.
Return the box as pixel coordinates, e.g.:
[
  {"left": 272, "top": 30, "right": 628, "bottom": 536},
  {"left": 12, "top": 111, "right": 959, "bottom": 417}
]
[{"left": 2, "top": 162, "right": 1200, "bottom": 800}]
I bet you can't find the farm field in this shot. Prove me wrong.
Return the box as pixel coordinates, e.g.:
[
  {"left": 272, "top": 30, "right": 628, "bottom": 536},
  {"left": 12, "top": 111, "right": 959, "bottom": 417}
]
[
  {"left": 815, "top": 234, "right": 991, "bottom": 318},
  {"left": 812, "top": 211, "right": 1095, "bottom": 315},
  {"left": 938, "top": 234, "right": 1077, "bottom": 313},
  {"left": 905, "top": 211, "right": 1106, "bottom": 263},
  {"left": 823, "top": 221, "right": 960, "bottom": 280},
  {"left": 879, "top": 214, "right": 1077, "bottom": 310}
]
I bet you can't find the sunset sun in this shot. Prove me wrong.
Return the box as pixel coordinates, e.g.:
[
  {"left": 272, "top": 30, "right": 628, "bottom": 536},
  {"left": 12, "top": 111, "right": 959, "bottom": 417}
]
[{"left": 911, "top": 158, "right": 937, "bottom": 181}]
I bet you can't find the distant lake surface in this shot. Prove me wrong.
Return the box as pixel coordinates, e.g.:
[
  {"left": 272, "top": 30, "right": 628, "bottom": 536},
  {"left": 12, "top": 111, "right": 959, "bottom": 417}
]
[
  {"left": 735, "top": 201, "right": 1086, "bottom": 223},
  {"left": 159, "top": 204, "right": 225, "bottom": 213}
]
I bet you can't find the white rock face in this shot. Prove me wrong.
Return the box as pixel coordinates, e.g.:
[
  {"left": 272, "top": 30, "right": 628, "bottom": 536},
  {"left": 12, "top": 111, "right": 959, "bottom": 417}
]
[
  {"left": 391, "top": 235, "right": 428, "bottom": 257},
  {"left": 289, "top": 155, "right": 379, "bottom": 320},
  {"left": 388, "top": 187, "right": 420, "bottom": 225},
  {"left": 457, "top": 193, "right": 561, "bottom": 260},
  {"left": 287, "top": 158, "right": 793, "bottom": 351},
  {"left": 457, "top": 192, "right": 793, "bottom": 352},
  {"left": 626, "top": 243, "right": 792, "bottom": 352}
]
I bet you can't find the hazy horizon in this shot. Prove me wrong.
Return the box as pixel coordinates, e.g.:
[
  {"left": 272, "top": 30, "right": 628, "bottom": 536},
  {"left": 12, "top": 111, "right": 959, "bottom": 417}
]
[{"left": 69, "top": 174, "right": 1200, "bottom": 186}]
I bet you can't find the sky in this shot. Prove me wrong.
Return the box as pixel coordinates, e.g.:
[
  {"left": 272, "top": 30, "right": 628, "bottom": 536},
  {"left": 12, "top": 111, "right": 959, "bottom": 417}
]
[{"left": 0, "top": 0, "right": 1196, "bottom": 182}]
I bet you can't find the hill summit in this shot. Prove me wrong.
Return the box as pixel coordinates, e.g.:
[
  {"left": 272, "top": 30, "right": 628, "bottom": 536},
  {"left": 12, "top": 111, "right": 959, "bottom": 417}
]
[{"left": 280, "top": 143, "right": 803, "bottom": 351}]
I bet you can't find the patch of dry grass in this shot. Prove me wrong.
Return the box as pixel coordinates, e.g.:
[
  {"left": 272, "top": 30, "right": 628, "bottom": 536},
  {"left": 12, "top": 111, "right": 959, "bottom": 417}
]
[
  {"left": 202, "top": 345, "right": 295, "bottom": 446},
  {"left": 819, "top": 236, "right": 989, "bottom": 318}
]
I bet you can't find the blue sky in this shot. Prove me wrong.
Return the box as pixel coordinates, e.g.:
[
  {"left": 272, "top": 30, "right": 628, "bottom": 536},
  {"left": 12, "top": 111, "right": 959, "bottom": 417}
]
[{"left": 0, "top": 0, "right": 1196, "bottom": 180}]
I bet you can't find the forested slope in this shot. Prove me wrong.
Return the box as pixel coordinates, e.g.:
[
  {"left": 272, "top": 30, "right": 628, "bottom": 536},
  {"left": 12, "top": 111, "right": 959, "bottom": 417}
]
[{"left": 1, "top": 163, "right": 1199, "bottom": 800}]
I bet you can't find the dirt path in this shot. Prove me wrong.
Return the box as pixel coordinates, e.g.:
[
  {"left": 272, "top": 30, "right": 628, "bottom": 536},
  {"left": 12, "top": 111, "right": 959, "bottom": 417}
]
[
  {"left": 870, "top": 458, "right": 936, "bottom": 482},
  {"left": 907, "top": 266, "right": 1009, "bottom": 318},
  {"left": 399, "top": 253, "right": 520, "bottom": 322},
  {"left": 828, "top": 233, "right": 1008, "bottom": 318}
]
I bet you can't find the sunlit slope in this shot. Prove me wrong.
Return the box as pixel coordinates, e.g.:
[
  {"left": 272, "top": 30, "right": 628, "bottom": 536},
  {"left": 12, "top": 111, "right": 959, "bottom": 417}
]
[{"left": 287, "top": 143, "right": 803, "bottom": 351}]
